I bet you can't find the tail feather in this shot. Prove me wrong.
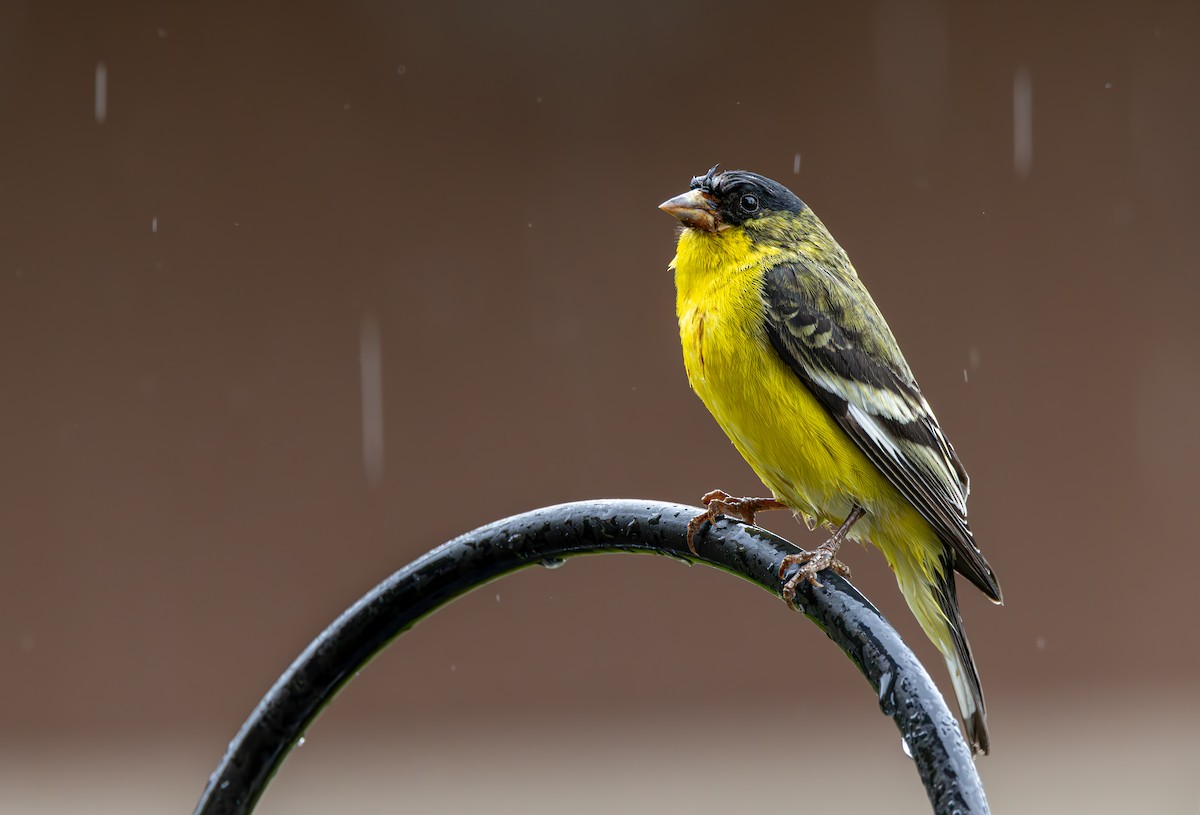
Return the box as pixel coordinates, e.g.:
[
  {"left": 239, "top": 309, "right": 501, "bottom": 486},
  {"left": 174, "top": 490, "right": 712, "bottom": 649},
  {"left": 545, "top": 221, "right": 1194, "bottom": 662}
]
[
  {"left": 888, "top": 542, "right": 990, "bottom": 755},
  {"left": 933, "top": 562, "right": 990, "bottom": 755}
]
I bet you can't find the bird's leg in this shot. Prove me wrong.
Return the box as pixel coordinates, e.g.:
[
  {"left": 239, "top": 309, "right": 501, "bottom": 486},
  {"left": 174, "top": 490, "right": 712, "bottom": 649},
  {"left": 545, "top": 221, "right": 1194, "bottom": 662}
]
[
  {"left": 779, "top": 505, "right": 866, "bottom": 601},
  {"left": 686, "top": 489, "right": 788, "bottom": 554}
]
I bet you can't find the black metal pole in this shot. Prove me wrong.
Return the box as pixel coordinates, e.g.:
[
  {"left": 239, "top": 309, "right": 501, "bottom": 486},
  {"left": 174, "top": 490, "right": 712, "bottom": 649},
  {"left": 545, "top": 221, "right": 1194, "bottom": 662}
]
[{"left": 193, "top": 498, "right": 989, "bottom": 815}]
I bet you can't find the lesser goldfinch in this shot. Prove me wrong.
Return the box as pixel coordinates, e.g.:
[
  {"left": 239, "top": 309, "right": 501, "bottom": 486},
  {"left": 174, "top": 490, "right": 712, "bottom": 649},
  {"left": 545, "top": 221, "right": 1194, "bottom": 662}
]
[{"left": 660, "top": 167, "right": 1001, "bottom": 755}]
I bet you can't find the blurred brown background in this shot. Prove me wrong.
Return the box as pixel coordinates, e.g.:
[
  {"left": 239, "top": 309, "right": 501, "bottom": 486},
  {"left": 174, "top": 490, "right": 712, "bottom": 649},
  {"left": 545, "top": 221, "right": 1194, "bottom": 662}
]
[{"left": 2, "top": 1, "right": 1199, "bottom": 812}]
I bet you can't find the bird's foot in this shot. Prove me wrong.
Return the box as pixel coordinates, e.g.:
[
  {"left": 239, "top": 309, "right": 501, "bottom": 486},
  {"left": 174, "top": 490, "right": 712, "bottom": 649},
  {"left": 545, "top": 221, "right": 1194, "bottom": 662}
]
[
  {"left": 778, "top": 505, "right": 865, "bottom": 603},
  {"left": 686, "top": 490, "right": 788, "bottom": 554},
  {"left": 778, "top": 541, "right": 852, "bottom": 601}
]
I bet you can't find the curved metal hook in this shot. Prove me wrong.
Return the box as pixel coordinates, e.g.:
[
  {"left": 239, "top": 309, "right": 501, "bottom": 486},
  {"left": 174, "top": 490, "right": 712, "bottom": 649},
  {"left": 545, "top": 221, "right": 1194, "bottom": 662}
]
[{"left": 193, "top": 499, "right": 988, "bottom": 815}]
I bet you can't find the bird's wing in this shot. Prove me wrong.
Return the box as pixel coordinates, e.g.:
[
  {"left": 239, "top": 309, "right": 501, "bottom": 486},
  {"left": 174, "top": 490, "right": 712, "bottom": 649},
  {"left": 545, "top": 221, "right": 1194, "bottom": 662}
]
[{"left": 761, "top": 262, "right": 1001, "bottom": 602}]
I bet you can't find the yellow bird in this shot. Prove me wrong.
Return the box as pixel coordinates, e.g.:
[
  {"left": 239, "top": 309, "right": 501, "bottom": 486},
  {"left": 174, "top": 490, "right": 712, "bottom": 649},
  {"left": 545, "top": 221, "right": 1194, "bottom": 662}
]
[{"left": 660, "top": 167, "right": 1002, "bottom": 754}]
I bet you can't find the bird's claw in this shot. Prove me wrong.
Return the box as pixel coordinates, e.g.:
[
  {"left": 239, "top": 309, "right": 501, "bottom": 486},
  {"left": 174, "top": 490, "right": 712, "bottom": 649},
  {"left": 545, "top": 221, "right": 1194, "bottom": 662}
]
[
  {"left": 779, "top": 543, "right": 851, "bottom": 603},
  {"left": 686, "top": 490, "right": 787, "bottom": 555}
]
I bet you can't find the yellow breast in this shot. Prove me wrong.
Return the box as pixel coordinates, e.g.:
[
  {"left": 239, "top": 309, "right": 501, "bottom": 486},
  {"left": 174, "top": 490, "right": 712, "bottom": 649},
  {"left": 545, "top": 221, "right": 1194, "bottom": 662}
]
[{"left": 672, "top": 229, "right": 880, "bottom": 526}]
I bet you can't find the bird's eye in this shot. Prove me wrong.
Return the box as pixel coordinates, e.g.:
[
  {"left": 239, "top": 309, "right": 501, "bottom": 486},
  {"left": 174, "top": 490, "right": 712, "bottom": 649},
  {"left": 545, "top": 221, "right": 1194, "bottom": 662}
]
[{"left": 740, "top": 194, "right": 759, "bottom": 213}]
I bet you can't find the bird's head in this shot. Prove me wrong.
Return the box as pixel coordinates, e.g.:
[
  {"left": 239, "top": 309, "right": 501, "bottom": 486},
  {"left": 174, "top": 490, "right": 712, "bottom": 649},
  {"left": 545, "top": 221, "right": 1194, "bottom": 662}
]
[{"left": 659, "top": 167, "right": 806, "bottom": 235}]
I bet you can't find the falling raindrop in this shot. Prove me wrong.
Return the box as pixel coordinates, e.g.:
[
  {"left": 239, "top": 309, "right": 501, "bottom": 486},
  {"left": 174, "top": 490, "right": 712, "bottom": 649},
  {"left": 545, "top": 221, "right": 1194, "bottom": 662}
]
[
  {"left": 360, "top": 314, "right": 384, "bottom": 487},
  {"left": 151, "top": 216, "right": 158, "bottom": 234},
  {"left": 1013, "top": 67, "right": 1033, "bottom": 178},
  {"left": 94, "top": 63, "right": 107, "bottom": 124},
  {"left": 792, "top": 153, "right": 802, "bottom": 174}
]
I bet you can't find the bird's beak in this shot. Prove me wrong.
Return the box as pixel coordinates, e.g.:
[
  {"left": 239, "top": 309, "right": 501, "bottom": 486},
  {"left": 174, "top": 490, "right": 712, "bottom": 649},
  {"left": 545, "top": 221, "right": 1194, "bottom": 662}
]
[{"left": 659, "top": 189, "right": 720, "bottom": 233}]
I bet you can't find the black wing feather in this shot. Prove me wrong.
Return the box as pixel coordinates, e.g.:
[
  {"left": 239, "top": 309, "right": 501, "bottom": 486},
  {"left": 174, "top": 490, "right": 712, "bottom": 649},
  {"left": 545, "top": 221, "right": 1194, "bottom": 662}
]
[{"left": 761, "top": 263, "right": 1001, "bottom": 602}]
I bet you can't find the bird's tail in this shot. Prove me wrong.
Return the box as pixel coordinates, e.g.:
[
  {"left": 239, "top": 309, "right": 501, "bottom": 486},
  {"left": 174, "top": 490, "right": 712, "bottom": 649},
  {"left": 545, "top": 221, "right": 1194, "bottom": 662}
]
[
  {"left": 932, "top": 565, "right": 989, "bottom": 755},
  {"left": 890, "top": 548, "right": 990, "bottom": 755}
]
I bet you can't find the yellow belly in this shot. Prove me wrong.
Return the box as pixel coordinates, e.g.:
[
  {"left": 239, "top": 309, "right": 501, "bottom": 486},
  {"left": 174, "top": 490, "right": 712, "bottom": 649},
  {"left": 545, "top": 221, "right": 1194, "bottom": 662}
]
[
  {"left": 680, "top": 299, "right": 944, "bottom": 581},
  {"left": 672, "top": 233, "right": 952, "bottom": 663},
  {"left": 680, "top": 302, "right": 852, "bottom": 522}
]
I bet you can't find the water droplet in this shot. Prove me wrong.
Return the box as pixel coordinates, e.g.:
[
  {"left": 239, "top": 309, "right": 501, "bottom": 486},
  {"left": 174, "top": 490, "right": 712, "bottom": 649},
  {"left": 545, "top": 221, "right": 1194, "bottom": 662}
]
[
  {"left": 540, "top": 557, "right": 565, "bottom": 570},
  {"left": 877, "top": 671, "right": 896, "bottom": 715},
  {"left": 94, "top": 62, "right": 107, "bottom": 124},
  {"left": 900, "top": 736, "right": 914, "bottom": 759},
  {"left": 297, "top": 736, "right": 306, "bottom": 747},
  {"left": 359, "top": 314, "right": 384, "bottom": 488},
  {"left": 1013, "top": 67, "right": 1033, "bottom": 178},
  {"left": 1035, "top": 636, "right": 1046, "bottom": 650},
  {"left": 495, "top": 593, "right": 501, "bottom": 603},
  {"left": 792, "top": 152, "right": 802, "bottom": 174},
  {"left": 647, "top": 513, "right": 662, "bottom": 526}
]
